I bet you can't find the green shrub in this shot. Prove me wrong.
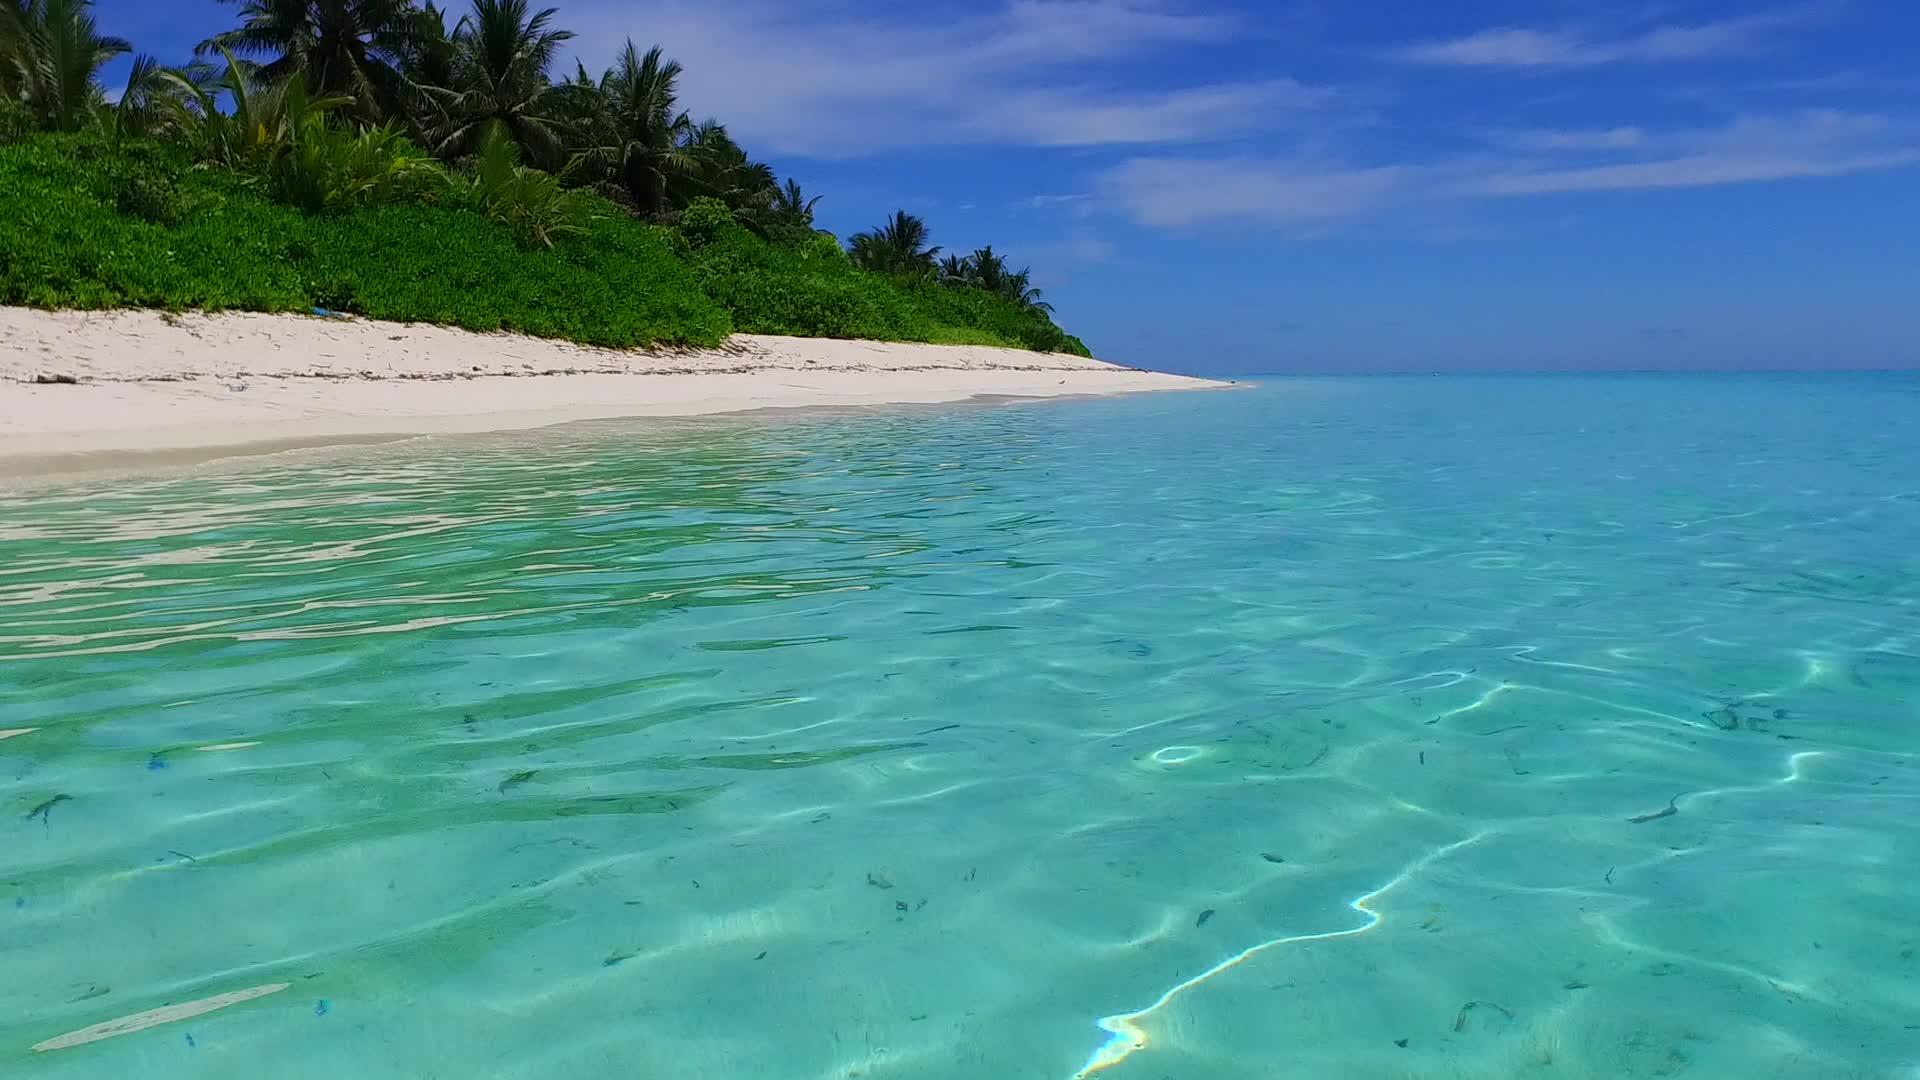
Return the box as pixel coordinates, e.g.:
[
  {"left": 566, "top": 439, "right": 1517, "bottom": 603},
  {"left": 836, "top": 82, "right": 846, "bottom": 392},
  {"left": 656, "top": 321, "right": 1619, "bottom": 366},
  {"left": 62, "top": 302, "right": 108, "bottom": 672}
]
[
  {"left": 0, "top": 133, "right": 725, "bottom": 342},
  {"left": 677, "top": 200, "right": 939, "bottom": 342},
  {"left": 670, "top": 196, "right": 1086, "bottom": 352},
  {"left": 101, "top": 142, "right": 192, "bottom": 225},
  {"left": 274, "top": 119, "right": 443, "bottom": 213},
  {"left": 686, "top": 221, "right": 931, "bottom": 340},
  {"left": 0, "top": 133, "right": 309, "bottom": 310},
  {"left": 675, "top": 196, "right": 735, "bottom": 251},
  {"left": 444, "top": 133, "right": 595, "bottom": 249},
  {"left": 297, "top": 202, "right": 728, "bottom": 345},
  {"left": 0, "top": 97, "right": 31, "bottom": 146},
  {"left": 0, "top": 134, "right": 1083, "bottom": 355},
  {"left": 110, "top": 173, "right": 183, "bottom": 224},
  {"left": 794, "top": 230, "right": 848, "bottom": 263},
  {"left": 908, "top": 278, "right": 1090, "bottom": 355},
  {"left": 761, "top": 222, "right": 838, "bottom": 253}
]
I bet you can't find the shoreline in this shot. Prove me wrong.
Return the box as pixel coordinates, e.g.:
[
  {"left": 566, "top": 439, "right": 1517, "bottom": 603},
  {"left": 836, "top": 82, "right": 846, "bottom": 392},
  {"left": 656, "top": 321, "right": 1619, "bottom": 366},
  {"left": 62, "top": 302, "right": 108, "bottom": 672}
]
[{"left": 0, "top": 308, "right": 1226, "bottom": 479}]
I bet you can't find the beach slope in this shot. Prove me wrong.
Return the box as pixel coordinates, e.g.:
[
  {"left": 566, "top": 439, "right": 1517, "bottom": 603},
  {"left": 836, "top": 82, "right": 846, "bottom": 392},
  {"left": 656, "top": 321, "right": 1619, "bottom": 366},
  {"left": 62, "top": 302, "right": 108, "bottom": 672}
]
[{"left": 0, "top": 308, "right": 1223, "bottom": 476}]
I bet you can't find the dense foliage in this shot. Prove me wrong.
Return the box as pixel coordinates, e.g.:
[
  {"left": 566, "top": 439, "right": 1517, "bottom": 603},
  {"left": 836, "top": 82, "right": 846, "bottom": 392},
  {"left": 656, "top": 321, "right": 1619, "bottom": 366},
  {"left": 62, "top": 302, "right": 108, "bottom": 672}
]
[
  {"left": 0, "top": 133, "right": 729, "bottom": 343},
  {"left": 0, "top": 0, "right": 1088, "bottom": 355}
]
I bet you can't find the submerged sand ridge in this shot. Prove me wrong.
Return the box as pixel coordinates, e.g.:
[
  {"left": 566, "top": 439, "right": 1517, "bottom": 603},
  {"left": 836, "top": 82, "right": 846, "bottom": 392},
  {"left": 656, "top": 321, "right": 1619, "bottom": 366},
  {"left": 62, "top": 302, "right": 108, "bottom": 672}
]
[{"left": 0, "top": 308, "right": 1224, "bottom": 475}]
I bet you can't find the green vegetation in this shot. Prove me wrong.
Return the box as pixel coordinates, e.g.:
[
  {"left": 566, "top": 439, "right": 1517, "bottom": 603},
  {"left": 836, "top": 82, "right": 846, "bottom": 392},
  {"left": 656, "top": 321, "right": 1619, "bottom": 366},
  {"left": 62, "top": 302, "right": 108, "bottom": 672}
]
[
  {"left": 0, "top": 0, "right": 1088, "bottom": 355},
  {"left": 0, "top": 132, "right": 729, "bottom": 342}
]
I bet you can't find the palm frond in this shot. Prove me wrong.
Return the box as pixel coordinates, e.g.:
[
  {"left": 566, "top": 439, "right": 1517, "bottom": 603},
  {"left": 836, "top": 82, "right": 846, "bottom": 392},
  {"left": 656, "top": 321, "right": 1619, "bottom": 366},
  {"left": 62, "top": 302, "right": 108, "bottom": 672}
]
[{"left": 197, "top": 0, "right": 414, "bottom": 121}]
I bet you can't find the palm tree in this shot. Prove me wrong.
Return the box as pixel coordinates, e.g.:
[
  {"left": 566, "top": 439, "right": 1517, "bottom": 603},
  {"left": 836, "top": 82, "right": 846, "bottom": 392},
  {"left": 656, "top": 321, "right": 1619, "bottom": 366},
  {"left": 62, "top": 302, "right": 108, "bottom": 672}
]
[
  {"left": 771, "top": 178, "right": 821, "bottom": 226},
  {"left": 674, "top": 117, "right": 780, "bottom": 228},
  {"left": 579, "top": 40, "right": 702, "bottom": 217},
  {"left": 453, "top": 125, "right": 590, "bottom": 247},
  {"left": 163, "top": 46, "right": 349, "bottom": 169},
  {"left": 430, "top": 0, "right": 570, "bottom": 166},
  {"left": 670, "top": 116, "right": 730, "bottom": 203},
  {"left": 1, "top": 0, "right": 28, "bottom": 102},
  {"left": 111, "top": 53, "right": 206, "bottom": 138},
  {"left": 198, "top": 0, "right": 418, "bottom": 122},
  {"left": 1002, "top": 267, "right": 1053, "bottom": 314},
  {"left": 847, "top": 210, "right": 938, "bottom": 276},
  {"left": 395, "top": 2, "right": 454, "bottom": 81},
  {"left": 391, "top": 1, "right": 455, "bottom": 140},
  {"left": 2, "top": 0, "right": 129, "bottom": 131},
  {"left": 546, "top": 57, "right": 599, "bottom": 135},
  {"left": 935, "top": 244, "right": 1053, "bottom": 313},
  {"left": 963, "top": 245, "right": 1009, "bottom": 292}
]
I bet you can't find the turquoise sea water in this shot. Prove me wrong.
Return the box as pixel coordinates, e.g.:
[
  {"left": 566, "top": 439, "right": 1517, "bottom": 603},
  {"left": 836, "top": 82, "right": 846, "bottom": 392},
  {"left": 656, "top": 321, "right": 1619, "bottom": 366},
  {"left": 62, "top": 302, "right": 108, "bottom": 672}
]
[{"left": 4, "top": 375, "right": 1919, "bottom": 1078}]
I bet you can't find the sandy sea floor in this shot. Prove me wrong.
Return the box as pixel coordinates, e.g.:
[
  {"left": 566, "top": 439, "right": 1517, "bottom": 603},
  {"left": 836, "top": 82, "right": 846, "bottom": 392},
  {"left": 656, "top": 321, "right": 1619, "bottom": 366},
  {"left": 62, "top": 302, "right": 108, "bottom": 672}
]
[{"left": 5, "top": 374, "right": 1919, "bottom": 1077}]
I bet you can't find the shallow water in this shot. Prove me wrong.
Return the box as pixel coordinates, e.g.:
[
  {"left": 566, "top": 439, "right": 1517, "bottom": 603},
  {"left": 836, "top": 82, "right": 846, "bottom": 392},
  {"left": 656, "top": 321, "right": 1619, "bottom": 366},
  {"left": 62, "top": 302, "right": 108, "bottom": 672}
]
[{"left": 4, "top": 375, "right": 1920, "bottom": 1079}]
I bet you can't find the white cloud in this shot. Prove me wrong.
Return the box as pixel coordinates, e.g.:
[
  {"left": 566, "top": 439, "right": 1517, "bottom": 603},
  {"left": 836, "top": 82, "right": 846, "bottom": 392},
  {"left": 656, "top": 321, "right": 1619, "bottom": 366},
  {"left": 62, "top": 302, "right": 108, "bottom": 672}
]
[
  {"left": 1473, "top": 111, "right": 1920, "bottom": 193},
  {"left": 540, "top": 0, "right": 1910, "bottom": 233},
  {"left": 1472, "top": 147, "right": 1920, "bottom": 194},
  {"left": 971, "top": 79, "right": 1330, "bottom": 148},
  {"left": 1047, "top": 228, "right": 1120, "bottom": 264},
  {"left": 1098, "top": 110, "right": 1920, "bottom": 226},
  {"left": 1062, "top": 233, "right": 1118, "bottom": 264},
  {"left": 975, "top": 0, "right": 1237, "bottom": 62},
  {"left": 1397, "top": 28, "right": 1595, "bottom": 68},
  {"left": 1098, "top": 157, "right": 1423, "bottom": 226},
  {"left": 559, "top": 0, "right": 1323, "bottom": 156},
  {"left": 1499, "top": 126, "right": 1646, "bottom": 152},
  {"left": 1393, "top": 11, "right": 1798, "bottom": 68}
]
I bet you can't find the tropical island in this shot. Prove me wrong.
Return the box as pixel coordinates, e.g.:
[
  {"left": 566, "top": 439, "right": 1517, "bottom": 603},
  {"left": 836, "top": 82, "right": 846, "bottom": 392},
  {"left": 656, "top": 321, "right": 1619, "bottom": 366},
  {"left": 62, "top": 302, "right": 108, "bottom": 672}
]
[
  {"left": 0, "top": 0, "right": 1218, "bottom": 474},
  {"left": 1, "top": 0, "right": 1088, "bottom": 351}
]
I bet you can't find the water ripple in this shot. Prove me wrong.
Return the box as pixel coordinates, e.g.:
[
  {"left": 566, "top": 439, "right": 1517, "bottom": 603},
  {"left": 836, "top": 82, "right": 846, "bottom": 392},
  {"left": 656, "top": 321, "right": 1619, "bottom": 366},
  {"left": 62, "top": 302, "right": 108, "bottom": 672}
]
[{"left": 5, "top": 379, "right": 1920, "bottom": 1077}]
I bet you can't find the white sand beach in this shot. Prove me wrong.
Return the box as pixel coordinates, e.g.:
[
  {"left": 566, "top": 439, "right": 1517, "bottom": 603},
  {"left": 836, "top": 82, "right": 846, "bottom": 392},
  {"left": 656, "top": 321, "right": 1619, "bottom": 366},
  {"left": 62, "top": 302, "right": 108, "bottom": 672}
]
[{"left": 0, "top": 307, "right": 1224, "bottom": 477}]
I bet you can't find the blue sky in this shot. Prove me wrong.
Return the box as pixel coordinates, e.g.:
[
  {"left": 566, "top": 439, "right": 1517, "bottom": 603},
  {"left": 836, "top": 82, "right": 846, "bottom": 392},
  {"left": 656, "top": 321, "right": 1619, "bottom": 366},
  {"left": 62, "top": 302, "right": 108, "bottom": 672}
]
[{"left": 94, "top": 0, "right": 1920, "bottom": 372}]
